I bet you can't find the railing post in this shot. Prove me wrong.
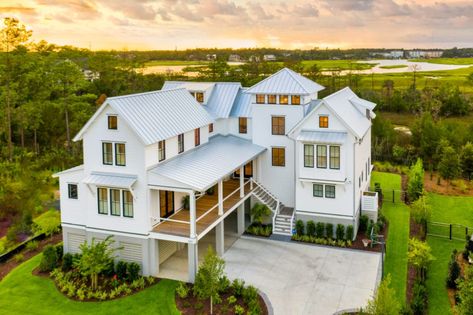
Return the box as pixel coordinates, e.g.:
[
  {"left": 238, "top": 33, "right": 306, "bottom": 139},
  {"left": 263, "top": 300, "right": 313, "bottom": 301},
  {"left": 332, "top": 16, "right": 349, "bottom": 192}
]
[
  {"left": 449, "top": 224, "right": 452, "bottom": 240},
  {"left": 189, "top": 191, "right": 197, "bottom": 238},
  {"left": 250, "top": 177, "right": 253, "bottom": 190},
  {"left": 218, "top": 180, "right": 223, "bottom": 215},
  {"left": 239, "top": 166, "right": 244, "bottom": 198}
]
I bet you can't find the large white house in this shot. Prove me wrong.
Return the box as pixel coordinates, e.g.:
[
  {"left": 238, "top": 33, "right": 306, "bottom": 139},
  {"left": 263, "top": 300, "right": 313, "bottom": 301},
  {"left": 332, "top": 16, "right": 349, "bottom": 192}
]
[{"left": 54, "top": 68, "right": 378, "bottom": 282}]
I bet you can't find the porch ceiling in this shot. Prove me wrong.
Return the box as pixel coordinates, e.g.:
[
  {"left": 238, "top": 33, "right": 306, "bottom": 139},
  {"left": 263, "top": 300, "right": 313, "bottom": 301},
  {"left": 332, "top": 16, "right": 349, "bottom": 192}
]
[{"left": 148, "top": 135, "right": 265, "bottom": 192}]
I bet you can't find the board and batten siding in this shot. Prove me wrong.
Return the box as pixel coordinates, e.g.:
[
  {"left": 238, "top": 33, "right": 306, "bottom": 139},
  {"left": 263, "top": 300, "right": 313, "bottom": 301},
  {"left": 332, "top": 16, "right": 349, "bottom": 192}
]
[
  {"left": 120, "top": 241, "right": 143, "bottom": 264},
  {"left": 67, "top": 233, "right": 86, "bottom": 254}
]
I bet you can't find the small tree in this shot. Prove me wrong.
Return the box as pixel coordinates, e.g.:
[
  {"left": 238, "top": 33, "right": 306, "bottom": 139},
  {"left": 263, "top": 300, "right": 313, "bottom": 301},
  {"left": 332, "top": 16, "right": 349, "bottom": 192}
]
[
  {"left": 410, "top": 194, "right": 431, "bottom": 237},
  {"left": 250, "top": 203, "right": 271, "bottom": 226},
  {"left": 456, "top": 266, "right": 473, "bottom": 315},
  {"left": 365, "top": 275, "right": 400, "bottom": 315},
  {"left": 408, "top": 238, "right": 435, "bottom": 282},
  {"left": 438, "top": 146, "right": 461, "bottom": 181},
  {"left": 74, "top": 236, "right": 119, "bottom": 290},
  {"left": 446, "top": 250, "right": 461, "bottom": 289},
  {"left": 461, "top": 142, "right": 473, "bottom": 180},
  {"left": 407, "top": 158, "right": 424, "bottom": 202},
  {"left": 193, "top": 246, "right": 225, "bottom": 315}
]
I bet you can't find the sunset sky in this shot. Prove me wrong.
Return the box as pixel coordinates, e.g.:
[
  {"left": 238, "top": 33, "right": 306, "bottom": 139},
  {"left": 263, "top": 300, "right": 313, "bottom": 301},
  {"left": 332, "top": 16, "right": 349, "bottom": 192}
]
[{"left": 1, "top": 0, "right": 472, "bottom": 50}]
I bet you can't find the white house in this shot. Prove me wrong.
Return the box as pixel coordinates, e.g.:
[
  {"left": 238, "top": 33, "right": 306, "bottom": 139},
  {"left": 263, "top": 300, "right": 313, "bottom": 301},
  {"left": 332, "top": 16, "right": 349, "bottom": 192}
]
[{"left": 54, "top": 68, "right": 378, "bottom": 283}]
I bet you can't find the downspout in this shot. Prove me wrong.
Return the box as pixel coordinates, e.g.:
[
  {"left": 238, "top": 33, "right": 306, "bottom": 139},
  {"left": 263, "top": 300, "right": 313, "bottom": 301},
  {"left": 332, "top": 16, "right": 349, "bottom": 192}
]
[{"left": 352, "top": 139, "right": 357, "bottom": 237}]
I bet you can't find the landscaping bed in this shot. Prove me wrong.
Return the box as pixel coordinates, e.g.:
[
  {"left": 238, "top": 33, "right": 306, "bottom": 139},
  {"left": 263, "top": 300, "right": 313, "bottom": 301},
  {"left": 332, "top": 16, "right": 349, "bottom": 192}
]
[
  {"left": 244, "top": 223, "right": 272, "bottom": 237},
  {"left": 424, "top": 171, "right": 473, "bottom": 196}
]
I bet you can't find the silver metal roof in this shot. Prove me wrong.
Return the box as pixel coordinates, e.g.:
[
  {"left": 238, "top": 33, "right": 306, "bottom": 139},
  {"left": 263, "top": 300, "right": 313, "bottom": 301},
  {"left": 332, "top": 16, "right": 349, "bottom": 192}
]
[
  {"left": 230, "top": 88, "right": 252, "bottom": 118},
  {"left": 303, "top": 99, "right": 322, "bottom": 117},
  {"left": 83, "top": 172, "right": 137, "bottom": 188},
  {"left": 148, "top": 135, "right": 266, "bottom": 191},
  {"left": 107, "top": 88, "right": 213, "bottom": 145},
  {"left": 246, "top": 68, "right": 325, "bottom": 95},
  {"left": 297, "top": 130, "right": 347, "bottom": 144}
]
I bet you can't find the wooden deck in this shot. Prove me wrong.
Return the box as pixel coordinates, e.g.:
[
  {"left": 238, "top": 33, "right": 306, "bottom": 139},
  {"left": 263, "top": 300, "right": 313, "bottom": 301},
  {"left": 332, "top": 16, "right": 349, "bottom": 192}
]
[{"left": 152, "top": 179, "right": 253, "bottom": 238}]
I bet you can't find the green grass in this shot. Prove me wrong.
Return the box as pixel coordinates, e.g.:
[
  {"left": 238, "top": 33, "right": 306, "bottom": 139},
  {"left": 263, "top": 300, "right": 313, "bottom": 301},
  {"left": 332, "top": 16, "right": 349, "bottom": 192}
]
[
  {"left": 379, "top": 65, "right": 408, "bottom": 69},
  {"left": 371, "top": 171, "right": 410, "bottom": 304},
  {"left": 34, "top": 210, "right": 61, "bottom": 232},
  {"left": 0, "top": 254, "right": 180, "bottom": 315},
  {"left": 409, "top": 58, "right": 473, "bottom": 65},
  {"left": 379, "top": 112, "right": 473, "bottom": 128},
  {"left": 427, "top": 193, "right": 473, "bottom": 226}
]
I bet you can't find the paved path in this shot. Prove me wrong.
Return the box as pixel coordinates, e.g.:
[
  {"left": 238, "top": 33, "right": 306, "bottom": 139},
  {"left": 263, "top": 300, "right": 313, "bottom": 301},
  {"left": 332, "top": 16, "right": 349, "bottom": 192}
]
[{"left": 223, "top": 237, "right": 381, "bottom": 315}]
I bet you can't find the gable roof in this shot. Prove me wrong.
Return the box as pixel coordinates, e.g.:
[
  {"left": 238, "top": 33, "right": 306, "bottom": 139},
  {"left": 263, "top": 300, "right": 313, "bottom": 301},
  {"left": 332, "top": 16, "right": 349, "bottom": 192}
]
[
  {"left": 162, "top": 81, "right": 241, "bottom": 119},
  {"left": 74, "top": 88, "right": 214, "bottom": 145},
  {"left": 230, "top": 88, "right": 252, "bottom": 118},
  {"left": 245, "top": 68, "right": 325, "bottom": 95}
]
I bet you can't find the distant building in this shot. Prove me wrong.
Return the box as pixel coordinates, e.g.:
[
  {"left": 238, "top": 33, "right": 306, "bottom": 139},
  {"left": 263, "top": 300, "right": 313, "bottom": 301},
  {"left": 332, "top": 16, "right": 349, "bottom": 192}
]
[
  {"left": 389, "top": 50, "right": 404, "bottom": 59},
  {"left": 263, "top": 54, "right": 277, "bottom": 61},
  {"left": 228, "top": 54, "right": 243, "bottom": 62},
  {"left": 249, "top": 55, "right": 260, "bottom": 62},
  {"left": 82, "top": 69, "right": 100, "bottom": 82},
  {"left": 407, "top": 50, "right": 443, "bottom": 59},
  {"left": 424, "top": 50, "right": 443, "bottom": 58},
  {"left": 206, "top": 54, "right": 217, "bottom": 61}
]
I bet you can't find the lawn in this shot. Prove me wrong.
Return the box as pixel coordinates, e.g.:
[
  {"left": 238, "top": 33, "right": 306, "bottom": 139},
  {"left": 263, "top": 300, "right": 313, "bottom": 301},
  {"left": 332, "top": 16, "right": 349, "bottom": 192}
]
[
  {"left": 371, "top": 171, "right": 410, "bottom": 304},
  {"left": 409, "top": 57, "right": 473, "bottom": 65},
  {"left": 0, "top": 254, "right": 180, "bottom": 315}
]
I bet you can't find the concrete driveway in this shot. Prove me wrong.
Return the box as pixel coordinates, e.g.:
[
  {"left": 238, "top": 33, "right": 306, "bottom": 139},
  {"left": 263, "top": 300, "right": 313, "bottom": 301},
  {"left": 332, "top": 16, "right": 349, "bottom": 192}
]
[{"left": 223, "top": 237, "right": 381, "bottom": 315}]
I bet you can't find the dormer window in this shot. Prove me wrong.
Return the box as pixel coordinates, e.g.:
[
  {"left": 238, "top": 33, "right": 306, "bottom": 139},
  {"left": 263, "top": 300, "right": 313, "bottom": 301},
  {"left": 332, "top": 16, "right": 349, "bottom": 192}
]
[
  {"left": 279, "top": 95, "right": 288, "bottom": 105},
  {"left": 319, "top": 116, "right": 329, "bottom": 128},
  {"left": 291, "top": 95, "right": 301, "bottom": 105},
  {"left": 268, "top": 95, "right": 277, "bottom": 104},
  {"left": 108, "top": 115, "right": 117, "bottom": 130},
  {"left": 195, "top": 92, "right": 204, "bottom": 103},
  {"left": 256, "top": 94, "right": 265, "bottom": 104}
]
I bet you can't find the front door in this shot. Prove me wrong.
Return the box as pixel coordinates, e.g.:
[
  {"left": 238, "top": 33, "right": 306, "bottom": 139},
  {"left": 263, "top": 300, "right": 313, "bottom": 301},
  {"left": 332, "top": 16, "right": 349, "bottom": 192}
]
[{"left": 160, "top": 191, "right": 175, "bottom": 218}]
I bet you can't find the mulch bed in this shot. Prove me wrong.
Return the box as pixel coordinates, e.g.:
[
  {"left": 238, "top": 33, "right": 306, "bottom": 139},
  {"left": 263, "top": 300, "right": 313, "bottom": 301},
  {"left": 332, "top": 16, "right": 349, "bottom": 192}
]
[
  {"left": 0, "top": 233, "right": 62, "bottom": 281},
  {"left": 176, "top": 290, "right": 268, "bottom": 315},
  {"left": 447, "top": 252, "right": 470, "bottom": 309},
  {"left": 424, "top": 171, "right": 473, "bottom": 196},
  {"left": 406, "top": 218, "right": 425, "bottom": 303},
  {"left": 350, "top": 223, "right": 388, "bottom": 253}
]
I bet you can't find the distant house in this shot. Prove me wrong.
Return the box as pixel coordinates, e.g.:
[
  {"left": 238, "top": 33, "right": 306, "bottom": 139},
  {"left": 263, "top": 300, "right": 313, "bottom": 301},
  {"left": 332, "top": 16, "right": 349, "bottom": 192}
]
[
  {"left": 206, "top": 54, "right": 217, "bottom": 61},
  {"left": 263, "top": 54, "right": 277, "bottom": 61},
  {"left": 228, "top": 54, "right": 243, "bottom": 62},
  {"left": 408, "top": 50, "right": 443, "bottom": 59},
  {"left": 82, "top": 69, "right": 100, "bottom": 82},
  {"left": 389, "top": 50, "right": 404, "bottom": 59}
]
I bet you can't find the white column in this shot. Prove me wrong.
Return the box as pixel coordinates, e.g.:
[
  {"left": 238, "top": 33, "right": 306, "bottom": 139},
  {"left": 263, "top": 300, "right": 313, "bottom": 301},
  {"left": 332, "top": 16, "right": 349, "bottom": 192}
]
[
  {"left": 189, "top": 191, "right": 197, "bottom": 238},
  {"left": 239, "top": 166, "right": 244, "bottom": 198},
  {"left": 148, "top": 238, "right": 159, "bottom": 276},
  {"left": 218, "top": 180, "right": 223, "bottom": 215},
  {"left": 215, "top": 221, "right": 224, "bottom": 256},
  {"left": 188, "top": 240, "right": 198, "bottom": 283},
  {"left": 237, "top": 204, "right": 245, "bottom": 235}
]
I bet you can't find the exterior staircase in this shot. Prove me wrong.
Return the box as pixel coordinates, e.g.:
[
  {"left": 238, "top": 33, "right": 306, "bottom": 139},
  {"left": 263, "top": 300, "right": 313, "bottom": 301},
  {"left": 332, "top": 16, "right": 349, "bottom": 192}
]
[{"left": 251, "top": 179, "right": 295, "bottom": 237}]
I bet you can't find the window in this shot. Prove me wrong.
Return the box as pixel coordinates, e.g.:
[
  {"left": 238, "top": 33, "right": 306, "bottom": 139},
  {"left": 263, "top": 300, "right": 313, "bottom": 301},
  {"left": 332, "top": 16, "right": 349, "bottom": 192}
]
[
  {"left": 194, "top": 128, "right": 200, "bottom": 146},
  {"left": 239, "top": 117, "right": 248, "bottom": 134},
  {"left": 110, "top": 189, "right": 120, "bottom": 216},
  {"left": 313, "top": 184, "right": 323, "bottom": 197},
  {"left": 268, "top": 95, "right": 277, "bottom": 104},
  {"left": 68, "top": 184, "right": 78, "bottom": 199},
  {"left": 325, "top": 185, "right": 335, "bottom": 198},
  {"left": 272, "top": 147, "right": 285, "bottom": 167},
  {"left": 368, "top": 158, "right": 371, "bottom": 174},
  {"left": 317, "top": 145, "right": 327, "bottom": 168},
  {"left": 319, "top": 116, "right": 329, "bottom": 128},
  {"left": 304, "top": 144, "right": 314, "bottom": 168},
  {"left": 291, "top": 95, "right": 301, "bottom": 105},
  {"left": 279, "top": 95, "right": 288, "bottom": 105},
  {"left": 209, "top": 123, "right": 213, "bottom": 133},
  {"left": 329, "top": 146, "right": 340, "bottom": 169},
  {"left": 178, "top": 133, "right": 184, "bottom": 154},
  {"left": 115, "top": 143, "right": 126, "bottom": 166},
  {"left": 98, "top": 188, "right": 108, "bottom": 214},
  {"left": 102, "top": 142, "right": 113, "bottom": 165},
  {"left": 108, "top": 115, "right": 117, "bottom": 130},
  {"left": 195, "top": 92, "right": 204, "bottom": 103},
  {"left": 256, "top": 94, "right": 265, "bottom": 104},
  {"left": 158, "top": 140, "right": 166, "bottom": 161},
  {"left": 271, "top": 116, "right": 285, "bottom": 135},
  {"left": 123, "top": 191, "right": 133, "bottom": 218}
]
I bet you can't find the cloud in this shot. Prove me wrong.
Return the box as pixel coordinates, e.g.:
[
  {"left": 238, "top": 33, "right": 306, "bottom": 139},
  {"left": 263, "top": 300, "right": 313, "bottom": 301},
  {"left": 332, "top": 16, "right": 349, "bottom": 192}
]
[
  {"left": 291, "top": 3, "right": 319, "bottom": 17},
  {"left": 0, "top": 6, "right": 36, "bottom": 15},
  {"left": 35, "top": 0, "right": 101, "bottom": 19}
]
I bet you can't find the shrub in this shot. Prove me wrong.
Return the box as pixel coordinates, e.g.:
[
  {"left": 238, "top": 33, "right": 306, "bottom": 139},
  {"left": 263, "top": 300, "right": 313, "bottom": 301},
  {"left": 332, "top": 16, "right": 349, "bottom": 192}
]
[
  {"left": 39, "top": 244, "right": 59, "bottom": 272},
  {"left": 306, "top": 220, "right": 316, "bottom": 237},
  {"left": 336, "top": 224, "right": 345, "bottom": 240},
  {"left": 410, "top": 281, "right": 427, "bottom": 315},
  {"left": 315, "top": 222, "right": 325, "bottom": 238},
  {"left": 295, "top": 220, "right": 304, "bottom": 236},
  {"left": 346, "top": 225, "right": 354, "bottom": 241},
  {"left": 55, "top": 244, "right": 63, "bottom": 259},
  {"left": 227, "top": 295, "right": 237, "bottom": 304},
  {"left": 14, "top": 253, "right": 24, "bottom": 263},
  {"left": 62, "top": 253, "right": 74, "bottom": 272},
  {"left": 365, "top": 275, "right": 400, "bottom": 315},
  {"left": 116, "top": 261, "right": 128, "bottom": 280},
  {"left": 127, "top": 262, "right": 141, "bottom": 282},
  {"left": 325, "top": 223, "right": 334, "bottom": 239},
  {"left": 359, "top": 215, "right": 369, "bottom": 232},
  {"left": 234, "top": 305, "right": 245, "bottom": 315},
  {"left": 232, "top": 278, "right": 245, "bottom": 297},
  {"left": 218, "top": 275, "right": 230, "bottom": 292},
  {"left": 103, "top": 259, "right": 115, "bottom": 277},
  {"left": 243, "top": 285, "right": 259, "bottom": 305},
  {"left": 408, "top": 158, "right": 424, "bottom": 202},
  {"left": 366, "top": 220, "right": 374, "bottom": 238},
  {"left": 26, "top": 240, "right": 39, "bottom": 252},
  {"left": 446, "top": 250, "right": 461, "bottom": 289}
]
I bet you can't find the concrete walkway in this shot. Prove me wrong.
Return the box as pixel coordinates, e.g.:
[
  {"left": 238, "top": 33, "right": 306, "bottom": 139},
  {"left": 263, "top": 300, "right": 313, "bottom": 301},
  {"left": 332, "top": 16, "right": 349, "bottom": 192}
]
[{"left": 223, "top": 237, "right": 381, "bottom": 315}]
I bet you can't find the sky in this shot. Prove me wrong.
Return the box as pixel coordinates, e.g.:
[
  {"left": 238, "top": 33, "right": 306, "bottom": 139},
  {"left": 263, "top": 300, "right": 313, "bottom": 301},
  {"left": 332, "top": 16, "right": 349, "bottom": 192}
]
[{"left": 1, "top": 0, "right": 472, "bottom": 51}]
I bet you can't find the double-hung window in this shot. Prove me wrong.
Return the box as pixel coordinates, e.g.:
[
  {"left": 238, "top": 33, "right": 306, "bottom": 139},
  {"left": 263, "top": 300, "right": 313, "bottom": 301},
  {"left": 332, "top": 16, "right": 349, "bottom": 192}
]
[
  {"left": 291, "top": 95, "right": 301, "bottom": 105},
  {"left": 158, "top": 140, "right": 166, "bottom": 161},
  {"left": 325, "top": 185, "right": 336, "bottom": 198},
  {"left": 194, "top": 128, "right": 200, "bottom": 146},
  {"left": 317, "top": 145, "right": 327, "bottom": 168},
  {"left": 108, "top": 115, "right": 117, "bottom": 130},
  {"left": 304, "top": 144, "right": 314, "bottom": 168},
  {"left": 271, "top": 116, "right": 285, "bottom": 135},
  {"left": 98, "top": 188, "right": 108, "bottom": 214},
  {"left": 68, "top": 184, "right": 78, "bottom": 199},
  {"left": 110, "top": 189, "right": 121, "bottom": 216},
  {"left": 239, "top": 117, "right": 248, "bottom": 134},
  {"left": 102, "top": 142, "right": 113, "bottom": 165},
  {"left": 313, "top": 184, "right": 323, "bottom": 197},
  {"left": 329, "top": 146, "right": 340, "bottom": 169},
  {"left": 178, "top": 134, "right": 184, "bottom": 154},
  {"left": 123, "top": 191, "right": 134, "bottom": 218},
  {"left": 272, "top": 147, "right": 285, "bottom": 167},
  {"left": 115, "top": 143, "right": 126, "bottom": 166}
]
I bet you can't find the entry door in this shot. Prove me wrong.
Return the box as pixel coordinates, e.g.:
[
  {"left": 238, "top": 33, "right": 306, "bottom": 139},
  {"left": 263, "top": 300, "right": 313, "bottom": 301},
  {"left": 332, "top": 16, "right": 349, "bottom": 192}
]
[
  {"left": 234, "top": 161, "right": 253, "bottom": 178},
  {"left": 160, "top": 191, "right": 175, "bottom": 218}
]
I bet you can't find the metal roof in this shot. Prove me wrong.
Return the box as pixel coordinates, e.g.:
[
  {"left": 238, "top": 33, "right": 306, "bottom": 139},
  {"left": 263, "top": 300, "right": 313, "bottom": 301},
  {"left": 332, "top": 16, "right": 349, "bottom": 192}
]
[
  {"left": 83, "top": 172, "right": 137, "bottom": 188},
  {"left": 148, "top": 135, "right": 266, "bottom": 191},
  {"left": 52, "top": 165, "right": 84, "bottom": 178},
  {"left": 245, "top": 68, "right": 325, "bottom": 95},
  {"left": 303, "top": 99, "right": 322, "bottom": 117},
  {"left": 230, "top": 88, "right": 252, "bottom": 118},
  {"left": 75, "top": 88, "right": 214, "bottom": 145},
  {"left": 297, "top": 130, "right": 347, "bottom": 144}
]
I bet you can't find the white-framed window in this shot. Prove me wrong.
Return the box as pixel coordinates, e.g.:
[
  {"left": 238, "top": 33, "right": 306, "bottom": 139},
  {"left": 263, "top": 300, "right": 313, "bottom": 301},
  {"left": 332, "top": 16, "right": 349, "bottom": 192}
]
[
  {"left": 329, "top": 146, "right": 340, "bottom": 169},
  {"left": 158, "top": 140, "right": 166, "bottom": 161},
  {"left": 98, "top": 188, "right": 108, "bottom": 215},
  {"left": 304, "top": 144, "right": 314, "bottom": 168},
  {"left": 110, "top": 189, "right": 121, "bottom": 216},
  {"left": 325, "top": 185, "right": 336, "bottom": 198},
  {"left": 317, "top": 145, "right": 327, "bottom": 168},
  {"left": 123, "top": 191, "right": 134, "bottom": 218},
  {"left": 178, "top": 133, "right": 184, "bottom": 154},
  {"left": 108, "top": 115, "right": 117, "bottom": 130},
  {"left": 68, "top": 184, "right": 78, "bottom": 199},
  {"left": 313, "top": 184, "right": 323, "bottom": 197},
  {"left": 97, "top": 187, "right": 133, "bottom": 218},
  {"left": 115, "top": 143, "right": 126, "bottom": 166},
  {"left": 102, "top": 142, "right": 113, "bottom": 165}
]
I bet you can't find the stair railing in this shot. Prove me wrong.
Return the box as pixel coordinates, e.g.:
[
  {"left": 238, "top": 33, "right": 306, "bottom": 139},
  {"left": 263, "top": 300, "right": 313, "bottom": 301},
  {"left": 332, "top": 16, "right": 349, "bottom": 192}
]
[
  {"left": 289, "top": 210, "right": 296, "bottom": 236},
  {"left": 249, "top": 178, "right": 281, "bottom": 228}
]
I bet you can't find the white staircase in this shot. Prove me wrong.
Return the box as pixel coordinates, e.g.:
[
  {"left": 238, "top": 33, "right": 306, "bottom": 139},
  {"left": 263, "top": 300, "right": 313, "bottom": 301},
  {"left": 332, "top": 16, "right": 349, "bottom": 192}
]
[{"left": 250, "top": 179, "right": 295, "bottom": 236}]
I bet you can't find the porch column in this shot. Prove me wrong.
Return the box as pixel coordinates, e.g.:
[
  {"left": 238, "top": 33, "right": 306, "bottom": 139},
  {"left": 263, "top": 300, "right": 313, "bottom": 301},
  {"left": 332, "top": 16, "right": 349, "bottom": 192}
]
[
  {"left": 239, "top": 165, "right": 244, "bottom": 198},
  {"left": 215, "top": 221, "right": 224, "bottom": 256},
  {"left": 188, "top": 240, "right": 198, "bottom": 283},
  {"left": 189, "top": 191, "right": 197, "bottom": 238},
  {"left": 148, "top": 238, "right": 159, "bottom": 276},
  {"left": 237, "top": 204, "right": 245, "bottom": 235},
  {"left": 218, "top": 180, "right": 223, "bottom": 215}
]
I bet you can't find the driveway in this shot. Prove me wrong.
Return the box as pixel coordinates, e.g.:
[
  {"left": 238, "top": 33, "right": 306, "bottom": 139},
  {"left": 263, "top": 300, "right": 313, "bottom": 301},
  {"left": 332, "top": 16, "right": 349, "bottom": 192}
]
[{"left": 223, "top": 237, "right": 382, "bottom": 315}]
